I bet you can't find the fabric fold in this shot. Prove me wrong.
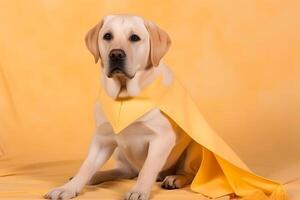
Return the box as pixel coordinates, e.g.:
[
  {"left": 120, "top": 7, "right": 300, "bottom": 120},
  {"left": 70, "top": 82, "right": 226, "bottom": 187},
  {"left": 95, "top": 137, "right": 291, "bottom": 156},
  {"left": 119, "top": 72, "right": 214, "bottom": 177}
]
[{"left": 97, "top": 74, "right": 290, "bottom": 199}]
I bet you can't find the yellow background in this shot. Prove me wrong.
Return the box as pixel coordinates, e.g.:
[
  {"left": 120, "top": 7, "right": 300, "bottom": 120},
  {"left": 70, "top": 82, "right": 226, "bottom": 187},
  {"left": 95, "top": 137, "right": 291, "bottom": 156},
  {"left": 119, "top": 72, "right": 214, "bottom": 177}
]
[{"left": 0, "top": 0, "right": 300, "bottom": 199}]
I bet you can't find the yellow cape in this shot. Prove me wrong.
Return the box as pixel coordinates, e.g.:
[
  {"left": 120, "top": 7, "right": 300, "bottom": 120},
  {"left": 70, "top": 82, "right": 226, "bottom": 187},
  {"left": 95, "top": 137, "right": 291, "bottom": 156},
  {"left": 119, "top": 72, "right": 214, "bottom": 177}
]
[{"left": 97, "top": 74, "right": 288, "bottom": 200}]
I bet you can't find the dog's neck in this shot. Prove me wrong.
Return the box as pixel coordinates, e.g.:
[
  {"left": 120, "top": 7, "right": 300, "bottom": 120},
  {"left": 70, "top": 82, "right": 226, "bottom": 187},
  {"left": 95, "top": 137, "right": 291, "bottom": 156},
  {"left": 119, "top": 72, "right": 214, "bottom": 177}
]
[
  {"left": 101, "top": 63, "right": 172, "bottom": 99},
  {"left": 118, "top": 65, "right": 161, "bottom": 98}
]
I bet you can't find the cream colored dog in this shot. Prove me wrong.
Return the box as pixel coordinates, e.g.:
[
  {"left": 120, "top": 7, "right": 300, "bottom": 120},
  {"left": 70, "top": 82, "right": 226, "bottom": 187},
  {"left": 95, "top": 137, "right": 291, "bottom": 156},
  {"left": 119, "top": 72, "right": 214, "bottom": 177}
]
[{"left": 45, "top": 15, "right": 201, "bottom": 200}]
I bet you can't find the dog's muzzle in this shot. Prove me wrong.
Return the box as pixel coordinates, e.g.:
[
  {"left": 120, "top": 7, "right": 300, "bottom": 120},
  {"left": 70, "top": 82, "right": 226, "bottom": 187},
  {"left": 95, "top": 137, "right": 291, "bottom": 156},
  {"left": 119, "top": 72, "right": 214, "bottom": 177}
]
[{"left": 108, "top": 49, "right": 128, "bottom": 77}]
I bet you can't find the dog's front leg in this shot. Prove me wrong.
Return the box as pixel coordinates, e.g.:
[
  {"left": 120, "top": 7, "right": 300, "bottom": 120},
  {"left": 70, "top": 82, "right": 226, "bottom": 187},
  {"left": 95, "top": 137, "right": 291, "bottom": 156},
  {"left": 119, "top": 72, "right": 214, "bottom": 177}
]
[
  {"left": 45, "top": 123, "right": 116, "bottom": 200},
  {"left": 125, "top": 117, "right": 176, "bottom": 200}
]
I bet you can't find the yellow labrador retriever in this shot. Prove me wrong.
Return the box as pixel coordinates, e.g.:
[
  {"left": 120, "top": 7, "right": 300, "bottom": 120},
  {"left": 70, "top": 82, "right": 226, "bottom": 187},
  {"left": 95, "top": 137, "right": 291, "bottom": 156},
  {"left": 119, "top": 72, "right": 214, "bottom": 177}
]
[{"left": 45, "top": 15, "right": 201, "bottom": 200}]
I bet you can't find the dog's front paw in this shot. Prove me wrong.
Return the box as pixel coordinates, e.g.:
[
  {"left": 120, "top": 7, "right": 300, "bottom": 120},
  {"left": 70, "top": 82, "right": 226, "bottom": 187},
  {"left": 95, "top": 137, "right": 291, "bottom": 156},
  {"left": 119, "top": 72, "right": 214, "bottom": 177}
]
[
  {"left": 124, "top": 191, "right": 149, "bottom": 200},
  {"left": 44, "top": 187, "right": 78, "bottom": 200}
]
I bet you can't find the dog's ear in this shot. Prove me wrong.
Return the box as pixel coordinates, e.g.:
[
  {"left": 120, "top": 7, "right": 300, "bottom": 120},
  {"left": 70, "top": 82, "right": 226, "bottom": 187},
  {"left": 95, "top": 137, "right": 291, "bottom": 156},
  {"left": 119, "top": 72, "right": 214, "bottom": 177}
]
[
  {"left": 144, "top": 21, "right": 171, "bottom": 67},
  {"left": 85, "top": 20, "right": 104, "bottom": 63}
]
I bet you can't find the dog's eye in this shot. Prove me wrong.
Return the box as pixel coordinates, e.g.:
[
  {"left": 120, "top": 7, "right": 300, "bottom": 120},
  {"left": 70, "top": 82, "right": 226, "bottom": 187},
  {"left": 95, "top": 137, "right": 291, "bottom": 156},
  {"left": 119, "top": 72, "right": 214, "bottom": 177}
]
[
  {"left": 103, "top": 33, "right": 113, "bottom": 41},
  {"left": 129, "top": 34, "right": 140, "bottom": 42}
]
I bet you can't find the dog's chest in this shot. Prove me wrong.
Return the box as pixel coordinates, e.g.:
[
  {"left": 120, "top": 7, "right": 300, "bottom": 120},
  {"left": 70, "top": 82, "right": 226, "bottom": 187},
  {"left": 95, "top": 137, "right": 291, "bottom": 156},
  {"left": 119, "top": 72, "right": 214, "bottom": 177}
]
[
  {"left": 114, "top": 109, "right": 192, "bottom": 170},
  {"left": 115, "top": 121, "right": 154, "bottom": 168}
]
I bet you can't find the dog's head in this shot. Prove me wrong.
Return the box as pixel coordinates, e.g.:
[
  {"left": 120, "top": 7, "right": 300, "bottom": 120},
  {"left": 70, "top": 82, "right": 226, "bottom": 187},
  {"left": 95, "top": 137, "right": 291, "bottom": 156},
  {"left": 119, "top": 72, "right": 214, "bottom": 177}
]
[{"left": 85, "top": 15, "right": 171, "bottom": 99}]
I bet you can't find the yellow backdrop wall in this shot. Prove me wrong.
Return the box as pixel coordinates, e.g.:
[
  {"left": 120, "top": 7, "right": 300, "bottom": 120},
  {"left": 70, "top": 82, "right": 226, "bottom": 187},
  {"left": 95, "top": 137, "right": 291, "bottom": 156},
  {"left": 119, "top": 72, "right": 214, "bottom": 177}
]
[{"left": 0, "top": 1, "right": 300, "bottom": 199}]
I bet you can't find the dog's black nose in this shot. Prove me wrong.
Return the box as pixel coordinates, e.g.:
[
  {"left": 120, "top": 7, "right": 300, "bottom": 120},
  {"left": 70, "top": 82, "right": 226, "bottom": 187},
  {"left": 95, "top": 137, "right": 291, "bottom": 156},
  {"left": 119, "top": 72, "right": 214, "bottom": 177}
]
[
  {"left": 108, "top": 49, "right": 126, "bottom": 77},
  {"left": 109, "top": 49, "right": 126, "bottom": 60}
]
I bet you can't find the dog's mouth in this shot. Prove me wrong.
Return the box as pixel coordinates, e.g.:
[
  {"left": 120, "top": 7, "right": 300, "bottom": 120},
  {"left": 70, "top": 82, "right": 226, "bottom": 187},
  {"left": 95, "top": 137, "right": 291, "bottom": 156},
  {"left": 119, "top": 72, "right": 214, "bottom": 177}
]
[
  {"left": 105, "top": 65, "right": 137, "bottom": 98},
  {"left": 107, "top": 68, "right": 135, "bottom": 79}
]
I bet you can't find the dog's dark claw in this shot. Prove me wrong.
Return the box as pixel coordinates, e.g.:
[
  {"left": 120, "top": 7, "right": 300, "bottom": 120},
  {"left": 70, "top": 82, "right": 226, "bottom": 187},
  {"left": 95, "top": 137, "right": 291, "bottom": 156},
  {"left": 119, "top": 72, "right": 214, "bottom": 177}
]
[{"left": 161, "top": 182, "right": 177, "bottom": 190}]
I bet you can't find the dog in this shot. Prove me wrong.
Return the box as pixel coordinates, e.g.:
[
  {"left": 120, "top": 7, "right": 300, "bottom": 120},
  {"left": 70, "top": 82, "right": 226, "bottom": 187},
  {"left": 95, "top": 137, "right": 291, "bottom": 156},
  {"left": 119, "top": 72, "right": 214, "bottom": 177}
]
[{"left": 44, "top": 15, "right": 202, "bottom": 200}]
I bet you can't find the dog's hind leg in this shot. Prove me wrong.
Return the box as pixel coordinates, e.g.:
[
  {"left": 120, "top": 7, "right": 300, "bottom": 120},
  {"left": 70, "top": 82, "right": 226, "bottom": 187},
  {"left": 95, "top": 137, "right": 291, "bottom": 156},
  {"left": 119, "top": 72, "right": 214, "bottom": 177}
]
[
  {"left": 88, "top": 147, "right": 138, "bottom": 185},
  {"left": 161, "top": 142, "right": 202, "bottom": 189},
  {"left": 87, "top": 168, "right": 136, "bottom": 185}
]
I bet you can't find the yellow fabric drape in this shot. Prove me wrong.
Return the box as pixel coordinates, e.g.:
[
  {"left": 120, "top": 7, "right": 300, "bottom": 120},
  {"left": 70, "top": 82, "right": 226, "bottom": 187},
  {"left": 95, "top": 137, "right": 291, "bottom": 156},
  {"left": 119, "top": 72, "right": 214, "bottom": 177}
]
[
  {"left": 1, "top": 1, "right": 300, "bottom": 200},
  {"left": 97, "top": 73, "right": 289, "bottom": 199}
]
